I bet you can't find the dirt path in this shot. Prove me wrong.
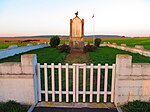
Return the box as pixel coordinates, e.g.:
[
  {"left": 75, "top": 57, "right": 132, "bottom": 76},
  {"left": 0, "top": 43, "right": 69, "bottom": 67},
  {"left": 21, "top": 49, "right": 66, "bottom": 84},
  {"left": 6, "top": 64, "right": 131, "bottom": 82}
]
[{"left": 63, "top": 50, "right": 90, "bottom": 64}]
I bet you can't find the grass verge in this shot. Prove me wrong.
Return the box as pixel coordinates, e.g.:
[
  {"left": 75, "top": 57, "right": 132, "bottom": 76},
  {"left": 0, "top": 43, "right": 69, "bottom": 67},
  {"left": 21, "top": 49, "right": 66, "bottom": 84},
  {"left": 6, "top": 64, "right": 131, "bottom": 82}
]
[
  {"left": 0, "top": 100, "right": 29, "bottom": 112},
  {"left": 121, "top": 100, "right": 150, "bottom": 112}
]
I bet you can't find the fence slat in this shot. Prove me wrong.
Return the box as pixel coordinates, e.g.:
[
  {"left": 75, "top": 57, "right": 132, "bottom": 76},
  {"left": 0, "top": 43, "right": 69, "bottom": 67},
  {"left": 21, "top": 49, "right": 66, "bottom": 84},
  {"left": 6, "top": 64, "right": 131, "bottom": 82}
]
[
  {"left": 37, "top": 63, "right": 41, "bottom": 101},
  {"left": 76, "top": 65, "right": 79, "bottom": 102},
  {"left": 66, "top": 63, "right": 69, "bottom": 102},
  {"left": 111, "top": 64, "right": 116, "bottom": 102},
  {"left": 73, "top": 65, "right": 76, "bottom": 102},
  {"left": 83, "top": 65, "right": 86, "bottom": 102},
  {"left": 104, "top": 64, "right": 108, "bottom": 102},
  {"left": 90, "top": 64, "right": 94, "bottom": 102},
  {"left": 51, "top": 63, "right": 55, "bottom": 102},
  {"left": 44, "top": 63, "right": 48, "bottom": 101},
  {"left": 58, "top": 63, "right": 62, "bottom": 102},
  {"left": 96, "top": 64, "right": 101, "bottom": 102}
]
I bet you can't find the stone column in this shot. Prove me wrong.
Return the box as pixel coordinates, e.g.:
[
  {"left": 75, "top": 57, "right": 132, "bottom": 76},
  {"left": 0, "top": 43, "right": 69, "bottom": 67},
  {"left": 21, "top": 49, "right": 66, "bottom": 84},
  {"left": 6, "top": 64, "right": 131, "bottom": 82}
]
[
  {"left": 114, "top": 54, "right": 132, "bottom": 106},
  {"left": 115, "top": 54, "right": 150, "bottom": 106},
  {"left": 21, "top": 54, "right": 38, "bottom": 104}
]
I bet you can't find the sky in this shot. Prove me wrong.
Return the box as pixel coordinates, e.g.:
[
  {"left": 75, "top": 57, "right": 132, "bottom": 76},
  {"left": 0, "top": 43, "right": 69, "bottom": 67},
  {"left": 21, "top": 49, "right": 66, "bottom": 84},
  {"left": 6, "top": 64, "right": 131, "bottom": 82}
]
[{"left": 0, "top": 0, "right": 150, "bottom": 37}]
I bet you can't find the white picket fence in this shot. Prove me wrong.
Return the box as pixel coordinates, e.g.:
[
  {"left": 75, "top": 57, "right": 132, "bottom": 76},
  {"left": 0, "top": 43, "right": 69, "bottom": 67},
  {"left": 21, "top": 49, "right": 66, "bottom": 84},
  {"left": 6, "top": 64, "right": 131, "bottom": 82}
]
[{"left": 37, "top": 63, "right": 116, "bottom": 103}]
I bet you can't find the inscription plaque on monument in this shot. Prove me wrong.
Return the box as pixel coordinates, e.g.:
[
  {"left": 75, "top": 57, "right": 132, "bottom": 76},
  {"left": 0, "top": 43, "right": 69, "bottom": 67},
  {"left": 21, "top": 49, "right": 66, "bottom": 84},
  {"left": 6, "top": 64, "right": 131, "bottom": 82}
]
[{"left": 69, "top": 12, "right": 84, "bottom": 49}]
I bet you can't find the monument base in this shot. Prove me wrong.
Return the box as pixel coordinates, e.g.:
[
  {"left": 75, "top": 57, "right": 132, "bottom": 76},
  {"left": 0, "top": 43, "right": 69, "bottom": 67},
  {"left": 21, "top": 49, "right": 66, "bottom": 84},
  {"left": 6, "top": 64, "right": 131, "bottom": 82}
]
[{"left": 69, "top": 40, "right": 84, "bottom": 50}]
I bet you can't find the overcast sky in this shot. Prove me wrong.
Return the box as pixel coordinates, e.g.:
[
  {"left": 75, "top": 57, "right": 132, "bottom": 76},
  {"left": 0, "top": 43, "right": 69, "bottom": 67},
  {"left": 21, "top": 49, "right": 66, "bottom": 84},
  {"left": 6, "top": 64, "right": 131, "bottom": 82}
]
[{"left": 0, "top": 0, "right": 150, "bottom": 37}]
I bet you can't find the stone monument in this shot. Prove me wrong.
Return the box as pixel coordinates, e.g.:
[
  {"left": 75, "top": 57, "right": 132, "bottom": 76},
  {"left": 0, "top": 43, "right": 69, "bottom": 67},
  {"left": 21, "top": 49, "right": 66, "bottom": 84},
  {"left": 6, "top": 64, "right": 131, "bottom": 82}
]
[{"left": 69, "top": 11, "right": 84, "bottom": 50}]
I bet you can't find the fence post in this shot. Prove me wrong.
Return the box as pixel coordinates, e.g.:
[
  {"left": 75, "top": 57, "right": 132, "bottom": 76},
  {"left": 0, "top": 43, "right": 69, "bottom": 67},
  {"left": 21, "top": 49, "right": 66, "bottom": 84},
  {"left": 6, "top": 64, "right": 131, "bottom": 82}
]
[
  {"left": 114, "top": 54, "right": 132, "bottom": 106},
  {"left": 21, "top": 54, "right": 38, "bottom": 104}
]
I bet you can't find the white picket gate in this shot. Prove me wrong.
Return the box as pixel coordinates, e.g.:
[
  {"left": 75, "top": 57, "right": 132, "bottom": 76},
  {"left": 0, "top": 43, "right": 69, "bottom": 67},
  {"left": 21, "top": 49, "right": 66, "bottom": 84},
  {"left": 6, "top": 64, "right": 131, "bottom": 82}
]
[{"left": 37, "top": 63, "right": 116, "bottom": 103}]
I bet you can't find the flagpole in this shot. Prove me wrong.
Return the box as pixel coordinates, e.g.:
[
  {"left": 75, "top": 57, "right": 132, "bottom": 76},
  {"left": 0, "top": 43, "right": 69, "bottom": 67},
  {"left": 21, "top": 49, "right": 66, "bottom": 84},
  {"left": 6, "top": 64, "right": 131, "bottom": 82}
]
[{"left": 92, "top": 8, "right": 95, "bottom": 45}]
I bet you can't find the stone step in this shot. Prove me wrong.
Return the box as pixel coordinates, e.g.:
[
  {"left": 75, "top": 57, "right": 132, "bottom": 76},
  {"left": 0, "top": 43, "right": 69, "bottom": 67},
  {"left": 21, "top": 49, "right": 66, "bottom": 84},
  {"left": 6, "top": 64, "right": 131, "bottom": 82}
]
[{"left": 36, "top": 102, "right": 116, "bottom": 108}]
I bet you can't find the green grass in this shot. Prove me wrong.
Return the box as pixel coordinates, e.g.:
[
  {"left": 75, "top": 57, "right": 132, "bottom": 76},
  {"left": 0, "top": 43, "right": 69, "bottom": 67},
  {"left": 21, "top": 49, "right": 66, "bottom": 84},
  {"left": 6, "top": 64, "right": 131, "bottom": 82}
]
[
  {"left": 0, "top": 100, "right": 29, "bottom": 112},
  {"left": 0, "top": 47, "right": 66, "bottom": 64},
  {"left": 87, "top": 47, "right": 150, "bottom": 65},
  {"left": 102, "top": 38, "right": 150, "bottom": 50},
  {"left": 121, "top": 100, "right": 150, "bottom": 112},
  {"left": 60, "top": 38, "right": 69, "bottom": 43}
]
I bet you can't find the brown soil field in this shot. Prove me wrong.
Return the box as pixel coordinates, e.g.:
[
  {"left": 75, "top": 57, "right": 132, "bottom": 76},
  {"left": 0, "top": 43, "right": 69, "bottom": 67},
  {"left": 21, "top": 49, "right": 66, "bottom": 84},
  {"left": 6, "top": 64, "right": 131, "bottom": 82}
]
[{"left": 0, "top": 37, "right": 50, "bottom": 42}]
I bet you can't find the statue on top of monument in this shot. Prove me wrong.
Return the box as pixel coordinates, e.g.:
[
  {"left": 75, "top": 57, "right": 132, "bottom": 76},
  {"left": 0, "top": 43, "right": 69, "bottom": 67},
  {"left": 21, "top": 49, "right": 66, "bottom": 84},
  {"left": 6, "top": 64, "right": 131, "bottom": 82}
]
[{"left": 75, "top": 11, "right": 78, "bottom": 16}]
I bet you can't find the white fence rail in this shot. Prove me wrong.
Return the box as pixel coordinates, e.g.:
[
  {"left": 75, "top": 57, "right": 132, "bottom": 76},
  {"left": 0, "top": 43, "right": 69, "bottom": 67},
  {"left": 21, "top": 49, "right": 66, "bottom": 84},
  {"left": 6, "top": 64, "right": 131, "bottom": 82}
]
[{"left": 37, "top": 63, "right": 116, "bottom": 103}]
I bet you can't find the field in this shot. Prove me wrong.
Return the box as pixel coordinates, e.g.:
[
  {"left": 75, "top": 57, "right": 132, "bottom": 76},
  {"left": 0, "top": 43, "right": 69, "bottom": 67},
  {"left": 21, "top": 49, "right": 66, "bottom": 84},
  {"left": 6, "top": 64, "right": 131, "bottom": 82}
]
[
  {"left": 101, "top": 38, "right": 150, "bottom": 50},
  {"left": 0, "top": 41, "right": 38, "bottom": 49},
  {"left": 1, "top": 37, "right": 150, "bottom": 50},
  {"left": 0, "top": 37, "right": 49, "bottom": 49}
]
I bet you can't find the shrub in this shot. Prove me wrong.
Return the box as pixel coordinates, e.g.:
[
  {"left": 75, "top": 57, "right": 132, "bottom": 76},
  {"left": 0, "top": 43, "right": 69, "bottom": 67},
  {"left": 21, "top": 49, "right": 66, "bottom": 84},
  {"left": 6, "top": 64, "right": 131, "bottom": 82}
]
[
  {"left": 84, "top": 43, "right": 96, "bottom": 52},
  {"left": 57, "top": 43, "right": 71, "bottom": 53},
  {"left": 50, "top": 36, "right": 60, "bottom": 48},
  {"left": 94, "top": 38, "right": 101, "bottom": 47}
]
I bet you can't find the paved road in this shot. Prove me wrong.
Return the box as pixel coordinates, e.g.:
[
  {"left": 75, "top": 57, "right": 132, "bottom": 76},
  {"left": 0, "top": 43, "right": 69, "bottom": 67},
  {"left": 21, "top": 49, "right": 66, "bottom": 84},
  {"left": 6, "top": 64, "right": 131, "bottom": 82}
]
[{"left": 33, "top": 107, "right": 118, "bottom": 112}]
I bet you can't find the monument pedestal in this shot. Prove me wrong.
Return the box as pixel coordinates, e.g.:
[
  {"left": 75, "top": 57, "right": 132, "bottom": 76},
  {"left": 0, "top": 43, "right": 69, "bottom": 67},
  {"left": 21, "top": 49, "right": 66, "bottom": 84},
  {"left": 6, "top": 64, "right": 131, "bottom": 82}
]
[
  {"left": 69, "top": 41, "right": 84, "bottom": 49},
  {"left": 69, "top": 37, "right": 84, "bottom": 49}
]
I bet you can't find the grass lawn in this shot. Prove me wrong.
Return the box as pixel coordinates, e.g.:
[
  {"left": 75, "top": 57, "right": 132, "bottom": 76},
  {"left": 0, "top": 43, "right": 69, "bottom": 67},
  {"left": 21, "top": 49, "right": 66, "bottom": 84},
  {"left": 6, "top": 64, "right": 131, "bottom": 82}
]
[
  {"left": 1, "top": 46, "right": 150, "bottom": 65},
  {"left": 121, "top": 100, "right": 150, "bottom": 112},
  {"left": 0, "top": 47, "right": 66, "bottom": 64},
  {"left": 87, "top": 47, "right": 150, "bottom": 65},
  {"left": 0, "top": 100, "right": 29, "bottom": 112},
  {"left": 0, "top": 46, "right": 150, "bottom": 65}
]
